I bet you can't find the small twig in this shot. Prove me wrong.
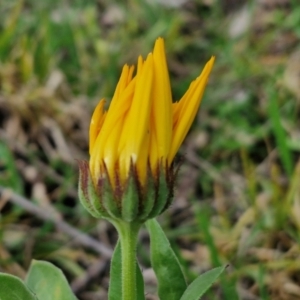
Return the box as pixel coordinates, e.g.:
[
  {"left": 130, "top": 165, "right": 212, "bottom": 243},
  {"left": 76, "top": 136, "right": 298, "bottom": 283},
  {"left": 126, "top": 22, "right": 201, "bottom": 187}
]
[{"left": 0, "top": 186, "right": 113, "bottom": 258}]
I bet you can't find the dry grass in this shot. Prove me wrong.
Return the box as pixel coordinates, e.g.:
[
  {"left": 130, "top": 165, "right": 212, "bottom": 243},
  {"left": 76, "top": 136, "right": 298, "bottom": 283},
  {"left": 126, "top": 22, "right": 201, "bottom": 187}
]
[{"left": 0, "top": 0, "right": 300, "bottom": 299}]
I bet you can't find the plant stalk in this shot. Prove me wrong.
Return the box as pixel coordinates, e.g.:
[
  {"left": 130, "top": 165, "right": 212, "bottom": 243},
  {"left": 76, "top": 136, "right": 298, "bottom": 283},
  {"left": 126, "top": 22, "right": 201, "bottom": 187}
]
[{"left": 114, "top": 221, "right": 141, "bottom": 300}]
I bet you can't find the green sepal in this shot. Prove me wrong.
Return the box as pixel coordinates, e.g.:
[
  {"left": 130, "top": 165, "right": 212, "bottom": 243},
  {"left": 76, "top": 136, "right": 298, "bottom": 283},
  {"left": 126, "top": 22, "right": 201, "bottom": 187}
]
[
  {"left": 147, "top": 169, "right": 170, "bottom": 219},
  {"left": 90, "top": 179, "right": 109, "bottom": 218},
  {"left": 102, "top": 178, "right": 121, "bottom": 218},
  {"left": 78, "top": 181, "right": 103, "bottom": 218},
  {"left": 0, "top": 273, "right": 38, "bottom": 300},
  {"left": 25, "top": 260, "right": 78, "bottom": 300},
  {"left": 78, "top": 160, "right": 104, "bottom": 218},
  {"left": 138, "top": 171, "right": 156, "bottom": 221},
  {"left": 146, "top": 218, "right": 187, "bottom": 299},
  {"left": 108, "top": 240, "right": 145, "bottom": 300},
  {"left": 122, "top": 174, "right": 139, "bottom": 222},
  {"left": 180, "top": 265, "right": 226, "bottom": 300}
]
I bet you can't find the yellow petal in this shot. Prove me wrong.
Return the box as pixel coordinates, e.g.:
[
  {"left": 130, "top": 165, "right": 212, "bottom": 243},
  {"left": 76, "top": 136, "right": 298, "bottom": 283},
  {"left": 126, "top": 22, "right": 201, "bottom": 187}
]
[
  {"left": 109, "top": 64, "right": 133, "bottom": 111},
  {"left": 149, "top": 38, "right": 172, "bottom": 171},
  {"left": 118, "top": 53, "right": 154, "bottom": 180},
  {"left": 89, "top": 66, "right": 137, "bottom": 181},
  {"left": 127, "top": 65, "right": 135, "bottom": 85},
  {"left": 136, "top": 128, "right": 150, "bottom": 185},
  {"left": 169, "top": 56, "right": 215, "bottom": 162},
  {"left": 89, "top": 98, "right": 106, "bottom": 155}
]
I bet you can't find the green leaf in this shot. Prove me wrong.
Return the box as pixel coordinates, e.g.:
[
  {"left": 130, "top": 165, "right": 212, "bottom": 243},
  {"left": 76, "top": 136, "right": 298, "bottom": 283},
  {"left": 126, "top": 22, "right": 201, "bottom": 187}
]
[
  {"left": 108, "top": 240, "right": 145, "bottom": 300},
  {"left": 0, "top": 141, "right": 24, "bottom": 194},
  {"left": 0, "top": 273, "right": 37, "bottom": 300},
  {"left": 268, "top": 86, "right": 293, "bottom": 177},
  {"left": 136, "top": 261, "right": 145, "bottom": 300},
  {"left": 25, "top": 260, "right": 77, "bottom": 300},
  {"left": 180, "top": 265, "right": 226, "bottom": 300},
  {"left": 146, "top": 219, "right": 187, "bottom": 300},
  {"left": 0, "top": 0, "right": 23, "bottom": 60}
]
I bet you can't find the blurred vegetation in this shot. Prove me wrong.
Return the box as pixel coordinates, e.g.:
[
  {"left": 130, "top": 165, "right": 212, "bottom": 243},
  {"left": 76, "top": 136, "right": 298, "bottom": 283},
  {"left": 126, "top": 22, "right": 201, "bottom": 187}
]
[{"left": 0, "top": 0, "right": 300, "bottom": 299}]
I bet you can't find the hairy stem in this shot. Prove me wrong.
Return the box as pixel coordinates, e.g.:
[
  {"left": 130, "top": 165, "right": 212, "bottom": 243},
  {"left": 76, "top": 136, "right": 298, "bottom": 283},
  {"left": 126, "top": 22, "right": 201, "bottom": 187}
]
[{"left": 114, "top": 221, "right": 141, "bottom": 300}]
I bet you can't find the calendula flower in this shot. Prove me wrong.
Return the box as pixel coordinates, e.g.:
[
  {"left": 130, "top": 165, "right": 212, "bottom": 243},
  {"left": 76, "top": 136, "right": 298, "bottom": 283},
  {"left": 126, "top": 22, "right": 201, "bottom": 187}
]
[{"left": 78, "top": 38, "right": 214, "bottom": 222}]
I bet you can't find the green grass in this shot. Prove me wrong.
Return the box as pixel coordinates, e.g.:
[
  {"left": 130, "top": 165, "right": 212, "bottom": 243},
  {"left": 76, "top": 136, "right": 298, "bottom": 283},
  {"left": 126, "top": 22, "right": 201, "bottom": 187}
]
[{"left": 1, "top": 0, "right": 300, "bottom": 299}]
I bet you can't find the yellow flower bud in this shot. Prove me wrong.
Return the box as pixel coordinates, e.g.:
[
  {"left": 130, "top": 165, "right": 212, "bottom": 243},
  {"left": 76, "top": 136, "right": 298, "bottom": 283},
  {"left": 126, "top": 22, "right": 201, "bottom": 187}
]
[{"left": 79, "top": 38, "right": 214, "bottom": 222}]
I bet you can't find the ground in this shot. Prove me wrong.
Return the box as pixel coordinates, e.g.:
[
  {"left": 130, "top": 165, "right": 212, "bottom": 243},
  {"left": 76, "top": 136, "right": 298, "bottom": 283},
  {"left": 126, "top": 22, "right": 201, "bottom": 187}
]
[{"left": 0, "top": 0, "right": 300, "bottom": 299}]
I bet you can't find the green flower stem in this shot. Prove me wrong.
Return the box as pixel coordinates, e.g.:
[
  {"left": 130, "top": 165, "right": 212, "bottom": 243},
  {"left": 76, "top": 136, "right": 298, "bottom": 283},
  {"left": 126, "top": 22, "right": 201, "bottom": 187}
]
[{"left": 113, "top": 220, "right": 141, "bottom": 300}]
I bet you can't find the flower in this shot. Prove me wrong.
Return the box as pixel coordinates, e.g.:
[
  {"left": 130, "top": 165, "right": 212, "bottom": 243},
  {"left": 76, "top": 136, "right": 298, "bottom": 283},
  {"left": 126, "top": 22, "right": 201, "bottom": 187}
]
[
  {"left": 89, "top": 38, "right": 214, "bottom": 185},
  {"left": 79, "top": 38, "right": 214, "bottom": 222}
]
